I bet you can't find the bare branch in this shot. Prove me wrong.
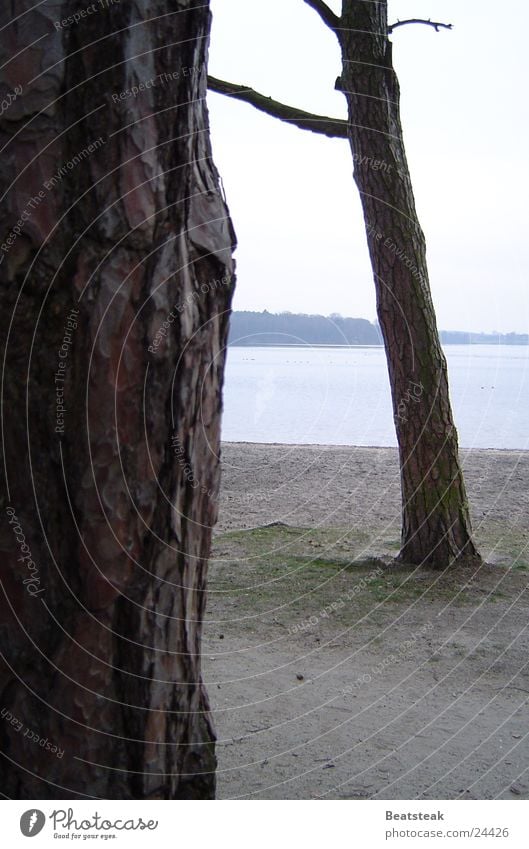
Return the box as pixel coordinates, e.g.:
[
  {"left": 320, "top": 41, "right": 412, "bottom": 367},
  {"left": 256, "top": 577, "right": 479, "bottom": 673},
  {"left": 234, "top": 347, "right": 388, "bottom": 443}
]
[
  {"left": 388, "top": 18, "right": 453, "bottom": 34},
  {"left": 207, "top": 76, "right": 348, "bottom": 139},
  {"left": 303, "top": 0, "right": 341, "bottom": 34}
]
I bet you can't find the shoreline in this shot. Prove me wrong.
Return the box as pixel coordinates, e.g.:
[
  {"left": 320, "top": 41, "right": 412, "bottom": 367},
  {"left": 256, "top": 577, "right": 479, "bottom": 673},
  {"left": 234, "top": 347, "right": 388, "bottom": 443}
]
[
  {"left": 217, "top": 443, "right": 529, "bottom": 562},
  {"left": 221, "top": 441, "right": 528, "bottom": 453}
]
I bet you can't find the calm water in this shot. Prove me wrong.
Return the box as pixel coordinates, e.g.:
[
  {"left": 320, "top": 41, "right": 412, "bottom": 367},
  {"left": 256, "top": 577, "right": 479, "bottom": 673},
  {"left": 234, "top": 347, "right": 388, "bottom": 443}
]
[{"left": 221, "top": 345, "right": 529, "bottom": 449}]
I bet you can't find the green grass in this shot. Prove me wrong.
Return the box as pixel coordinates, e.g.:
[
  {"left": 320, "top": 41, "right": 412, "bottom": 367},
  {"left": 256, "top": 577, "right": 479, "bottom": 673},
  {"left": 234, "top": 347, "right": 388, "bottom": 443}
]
[{"left": 209, "top": 523, "right": 525, "bottom": 627}]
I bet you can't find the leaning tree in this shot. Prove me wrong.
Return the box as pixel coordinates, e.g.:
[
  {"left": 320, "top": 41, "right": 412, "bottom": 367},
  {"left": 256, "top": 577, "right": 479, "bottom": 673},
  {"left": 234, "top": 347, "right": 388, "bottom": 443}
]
[
  {"left": 0, "top": 1, "right": 235, "bottom": 797},
  {"left": 209, "top": 0, "right": 480, "bottom": 568}
]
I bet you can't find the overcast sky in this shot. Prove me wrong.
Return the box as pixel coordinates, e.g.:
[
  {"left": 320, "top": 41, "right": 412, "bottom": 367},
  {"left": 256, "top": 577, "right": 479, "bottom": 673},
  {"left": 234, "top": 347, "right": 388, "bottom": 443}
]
[{"left": 208, "top": 0, "right": 529, "bottom": 334}]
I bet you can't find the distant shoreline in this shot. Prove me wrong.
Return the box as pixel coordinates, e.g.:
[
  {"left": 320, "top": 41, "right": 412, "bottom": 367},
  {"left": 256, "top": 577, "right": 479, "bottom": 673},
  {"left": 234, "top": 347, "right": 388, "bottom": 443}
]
[
  {"left": 227, "top": 341, "right": 529, "bottom": 348},
  {"left": 228, "top": 310, "right": 529, "bottom": 347},
  {"left": 221, "top": 441, "right": 527, "bottom": 453}
]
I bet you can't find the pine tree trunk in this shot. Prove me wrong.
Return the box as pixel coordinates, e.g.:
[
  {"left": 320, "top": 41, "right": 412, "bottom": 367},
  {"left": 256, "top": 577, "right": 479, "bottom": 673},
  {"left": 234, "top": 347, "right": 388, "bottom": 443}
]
[
  {"left": 0, "top": 1, "right": 235, "bottom": 798},
  {"left": 339, "top": 0, "right": 480, "bottom": 568}
]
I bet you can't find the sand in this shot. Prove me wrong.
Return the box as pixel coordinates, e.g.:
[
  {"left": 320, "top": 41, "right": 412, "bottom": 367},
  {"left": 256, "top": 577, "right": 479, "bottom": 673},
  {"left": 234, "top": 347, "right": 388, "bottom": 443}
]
[{"left": 202, "top": 444, "right": 529, "bottom": 799}]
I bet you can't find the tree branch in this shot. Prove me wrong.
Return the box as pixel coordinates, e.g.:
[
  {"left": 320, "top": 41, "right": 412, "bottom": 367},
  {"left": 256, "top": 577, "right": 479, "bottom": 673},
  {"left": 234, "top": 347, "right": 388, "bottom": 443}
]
[
  {"left": 388, "top": 18, "right": 453, "bottom": 34},
  {"left": 303, "top": 0, "right": 341, "bottom": 34},
  {"left": 207, "top": 76, "right": 348, "bottom": 139}
]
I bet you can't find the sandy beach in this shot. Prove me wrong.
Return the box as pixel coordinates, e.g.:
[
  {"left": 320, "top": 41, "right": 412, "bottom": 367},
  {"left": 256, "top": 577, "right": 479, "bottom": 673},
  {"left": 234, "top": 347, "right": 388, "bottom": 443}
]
[{"left": 203, "top": 444, "right": 529, "bottom": 799}]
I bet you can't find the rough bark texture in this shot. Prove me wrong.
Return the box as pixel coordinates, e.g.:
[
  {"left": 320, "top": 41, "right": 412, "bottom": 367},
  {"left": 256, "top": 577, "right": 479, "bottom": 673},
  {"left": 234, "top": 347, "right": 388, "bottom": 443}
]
[
  {"left": 339, "top": 0, "right": 479, "bottom": 567},
  {"left": 0, "top": 0, "right": 235, "bottom": 798}
]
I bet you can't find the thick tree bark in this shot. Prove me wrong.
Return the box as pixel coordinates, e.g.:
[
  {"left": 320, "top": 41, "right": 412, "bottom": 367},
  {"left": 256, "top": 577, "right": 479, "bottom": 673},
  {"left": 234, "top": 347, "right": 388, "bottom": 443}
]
[
  {"left": 339, "top": 0, "right": 479, "bottom": 567},
  {"left": 0, "top": 0, "right": 235, "bottom": 798}
]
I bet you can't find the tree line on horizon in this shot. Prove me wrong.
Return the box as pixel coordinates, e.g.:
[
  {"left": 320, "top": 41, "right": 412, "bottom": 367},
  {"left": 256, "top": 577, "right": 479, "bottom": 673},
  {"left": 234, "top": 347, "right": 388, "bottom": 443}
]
[{"left": 228, "top": 311, "right": 529, "bottom": 347}]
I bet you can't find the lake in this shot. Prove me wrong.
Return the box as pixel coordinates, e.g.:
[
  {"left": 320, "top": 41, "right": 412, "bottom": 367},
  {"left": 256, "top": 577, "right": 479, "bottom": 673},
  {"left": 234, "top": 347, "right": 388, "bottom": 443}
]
[{"left": 221, "top": 345, "right": 529, "bottom": 449}]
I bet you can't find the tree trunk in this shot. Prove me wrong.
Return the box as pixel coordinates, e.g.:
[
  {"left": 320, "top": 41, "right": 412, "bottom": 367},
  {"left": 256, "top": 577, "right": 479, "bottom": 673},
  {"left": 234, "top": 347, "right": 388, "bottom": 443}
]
[
  {"left": 339, "top": 0, "right": 479, "bottom": 567},
  {"left": 0, "top": 0, "right": 235, "bottom": 798}
]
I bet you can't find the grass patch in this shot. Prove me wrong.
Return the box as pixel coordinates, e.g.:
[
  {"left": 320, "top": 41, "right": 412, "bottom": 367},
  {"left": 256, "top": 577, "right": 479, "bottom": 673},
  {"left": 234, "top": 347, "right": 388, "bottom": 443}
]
[{"left": 208, "top": 523, "right": 525, "bottom": 631}]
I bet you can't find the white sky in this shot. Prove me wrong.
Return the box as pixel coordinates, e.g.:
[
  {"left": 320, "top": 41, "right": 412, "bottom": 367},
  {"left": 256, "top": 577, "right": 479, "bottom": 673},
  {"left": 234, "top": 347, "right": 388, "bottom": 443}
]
[{"left": 208, "top": 0, "right": 529, "bottom": 334}]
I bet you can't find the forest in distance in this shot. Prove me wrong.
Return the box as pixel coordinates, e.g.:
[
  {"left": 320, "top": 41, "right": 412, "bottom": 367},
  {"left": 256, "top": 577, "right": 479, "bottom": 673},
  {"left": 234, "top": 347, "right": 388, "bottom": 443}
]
[{"left": 228, "top": 310, "right": 529, "bottom": 347}]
